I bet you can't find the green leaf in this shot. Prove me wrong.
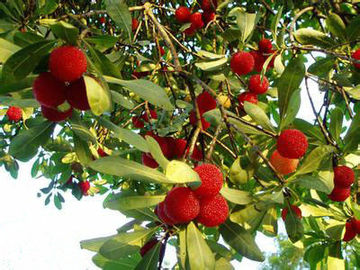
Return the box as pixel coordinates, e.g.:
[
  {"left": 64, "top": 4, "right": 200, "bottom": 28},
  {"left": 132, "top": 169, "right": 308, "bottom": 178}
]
[
  {"left": 13, "top": 32, "right": 44, "bottom": 47},
  {"left": 110, "top": 90, "right": 134, "bottom": 109},
  {"left": 9, "top": 120, "right": 55, "bottom": 161},
  {"left": 344, "top": 113, "right": 360, "bottom": 153},
  {"left": 230, "top": 204, "right": 268, "bottom": 232},
  {"left": 0, "top": 96, "right": 39, "bottom": 108},
  {"left": 73, "top": 133, "right": 93, "bottom": 165},
  {"left": 271, "top": 6, "right": 283, "bottom": 41},
  {"left": 145, "top": 136, "right": 169, "bottom": 169},
  {"left": 195, "top": 57, "right": 228, "bottom": 72},
  {"left": 346, "top": 16, "right": 360, "bottom": 42},
  {"left": 89, "top": 156, "right": 173, "bottom": 184},
  {"left": 50, "top": 21, "right": 78, "bottom": 44},
  {"left": 329, "top": 108, "right": 343, "bottom": 143},
  {"left": 293, "top": 176, "right": 333, "bottom": 194},
  {"left": 186, "top": 222, "right": 216, "bottom": 270},
  {"left": 85, "top": 35, "right": 118, "bottom": 52},
  {"left": 37, "top": 0, "right": 58, "bottom": 15},
  {"left": 71, "top": 123, "right": 97, "bottom": 144},
  {"left": 220, "top": 187, "right": 252, "bottom": 205},
  {"left": 344, "top": 85, "right": 360, "bottom": 100},
  {"left": 92, "top": 253, "right": 140, "bottom": 270},
  {"left": 304, "top": 243, "right": 326, "bottom": 268},
  {"left": 280, "top": 89, "right": 301, "bottom": 130},
  {"left": 197, "top": 50, "right": 225, "bottom": 59},
  {"left": 81, "top": 235, "right": 116, "bottom": 252},
  {"left": 294, "top": 28, "right": 334, "bottom": 48},
  {"left": 293, "top": 145, "right": 336, "bottom": 177},
  {"left": 277, "top": 57, "right": 305, "bottom": 119},
  {"left": 327, "top": 256, "right": 345, "bottom": 270},
  {"left": 215, "top": 258, "right": 234, "bottom": 270},
  {"left": 104, "top": 76, "right": 174, "bottom": 111},
  {"left": 105, "top": 0, "right": 132, "bottom": 41},
  {"left": 244, "top": 102, "right": 275, "bottom": 132},
  {"left": 228, "top": 8, "right": 257, "bottom": 42},
  {"left": 284, "top": 205, "right": 304, "bottom": 243},
  {"left": 135, "top": 242, "right": 161, "bottom": 270},
  {"left": 2, "top": 40, "right": 56, "bottom": 82},
  {"left": 104, "top": 193, "right": 165, "bottom": 211},
  {"left": 261, "top": 208, "right": 278, "bottom": 236},
  {"left": 83, "top": 75, "right": 112, "bottom": 115},
  {"left": 326, "top": 13, "right": 346, "bottom": 40},
  {"left": 98, "top": 117, "right": 148, "bottom": 152},
  {"left": 0, "top": 38, "right": 20, "bottom": 62},
  {"left": 220, "top": 221, "right": 264, "bottom": 262},
  {"left": 178, "top": 229, "right": 187, "bottom": 269},
  {"left": 308, "top": 57, "right": 335, "bottom": 77},
  {"left": 165, "top": 160, "right": 201, "bottom": 185},
  {"left": 0, "top": 75, "right": 35, "bottom": 95}
]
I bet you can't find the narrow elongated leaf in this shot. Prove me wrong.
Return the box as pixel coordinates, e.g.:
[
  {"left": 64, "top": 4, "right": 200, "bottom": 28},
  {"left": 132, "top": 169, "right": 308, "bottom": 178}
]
[
  {"left": 277, "top": 57, "right": 305, "bottom": 118},
  {"left": 329, "top": 108, "right": 343, "bottom": 143},
  {"left": 280, "top": 89, "right": 301, "bottom": 130},
  {"left": 244, "top": 102, "right": 275, "bottom": 132},
  {"left": 165, "top": 160, "right": 201, "bottom": 185},
  {"left": 0, "top": 38, "right": 20, "bottom": 62},
  {"left": 195, "top": 58, "right": 228, "bottom": 71},
  {"left": 81, "top": 235, "right": 116, "bottom": 252},
  {"left": 220, "top": 187, "right": 252, "bottom": 205},
  {"left": 228, "top": 8, "right": 257, "bottom": 42},
  {"left": 284, "top": 206, "right": 304, "bottom": 243},
  {"left": 262, "top": 208, "right": 278, "bottom": 236},
  {"left": 84, "top": 76, "right": 112, "bottom": 115},
  {"left": 73, "top": 134, "right": 93, "bottom": 165},
  {"left": 326, "top": 13, "right": 346, "bottom": 40},
  {"left": 346, "top": 16, "right": 360, "bottom": 42},
  {"left": 344, "top": 113, "right": 360, "bottom": 153},
  {"left": 135, "top": 242, "right": 161, "bottom": 270},
  {"left": 71, "top": 124, "right": 97, "bottom": 144},
  {"left": 308, "top": 57, "right": 335, "bottom": 77},
  {"left": 50, "top": 21, "right": 78, "bottom": 44},
  {"left": 104, "top": 193, "right": 165, "bottom": 211},
  {"left": 13, "top": 32, "right": 44, "bottom": 47},
  {"left": 85, "top": 35, "right": 118, "bottom": 52},
  {"left": 145, "top": 136, "right": 169, "bottom": 169},
  {"left": 110, "top": 90, "right": 134, "bottom": 109},
  {"left": 294, "top": 28, "right": 334, "bottom": 48},
  {"left": 178, "top": 229, "right": 187, "bottom": 269},
  {"left": 220, "top": 221, "right": 264, "bottom": 262},
  {"left": 0, "top": 97, "right": 39, "bottom": 108},
  {"left": 105, "top": 0, "right": 132, "bottom": 41},
  {"left": 293, "top": 176, "right": 332, "bottom": 194},
  {"left": 0, "top": 75, "right": 35, "bottom": 95},
  {"left": 92, "top": 254, "right": 139, "bottom": 270},
  {"left": 187, "top": 222, "right": 215, "bottom": 270}
]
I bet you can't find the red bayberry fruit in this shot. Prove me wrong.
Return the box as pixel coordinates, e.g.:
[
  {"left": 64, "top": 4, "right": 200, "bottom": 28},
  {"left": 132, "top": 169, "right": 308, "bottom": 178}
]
[
  {"left": 237, "top": 92, "right": 258, "bottom": 110},
  {"left": 79, "top": 181, "right": 90, "bottom": 195},
  {"left": 248, "top": 74, "right": 269, "bottom": 95},
  {"left": 33, "top": 72, "right": 67, "bottom": 108},
  {"left": 197, "top": 194, "right": 228, "bottom": 227},
  {"left": 132, "top": 18, "right": 139, "bottom": 32},
  {"left": 334, "top": 166, "right": 355, "bottom": 188},
  {"left": 328, "top": 186, "right": 351, "bottom": 202},
  {"left": 66, "top": 77, "right": 90, "bottom": 111},
  {"left": 201, "top": 0, "right": 217, "bottom": 11},
  {"left": 145, "top": 132, "right": 174, "bottom": 159},
  {"left": 155, "top": 201, "right": 177, "bottom": 225},
  {"left": 277, "top": 129, "right": 308, "bottom": 159},
  {"left": 196, "top": 91, "right": 217, "bottom": 114},
  {"left": 132, "top": 116, "right": 145, "bottom": 128},
  {"left": 230, "top": 52, "right": 255, "bottom": 76},
  {"left": 352, "top": 49, "right": 360, "bottom": 69},
  {"left": 270, "top": 150, "right": 299, "bottom": 175},
  {"left": 41, "top": 106, "right": 72, "bottom": 122},
  {"left": 173, "top": 139, "right": 203, "bottom": 161},
  {"left": 164, "top": 187, "right": 200, "bottom": 224},
  {"left": 142, "top": 153, "right": 159, "bottom": 168},
  {"left": 190, "top": 12, "right": 204, "bottom": 29},
  {"left": 49, "top": 46, "right": 87, "bottom": 82},
  {"left": 281, "top": 205, "right": 302, "bottom": 221},
  {"left": 175, "top": 6, "right": 191, "bottom": 23},
  {"left": 140, "top": 239, "right": 158, "bottom": 257},
  {"left": 250, "top": 50, "right": 266, "bottom": 73},
  {"left": 189, "top": 111, "right": 211, "bottom": 130},
  {"left": 258, "top": 38, "right": 273, "bottom": 54},
  {"left": 202, "top": 12, "right": 215, "bottom": 24},
  {"left": 159, "top": 47, "right": 165, "bottom": 56},
  {"left": 193, "top": 164, "right": 223, "bottom": 198},
  {"left": 343, "top": 221, "right": 357, "bottom": 242},
  {"left": 6, "top": 106, "right": 22, "bottom": 122},
  {"left": 184, "top": 25, "right": 197, "bottom": 36},
  {"left": 99, "top": 17, "right": 106, "bottom": 24},
  {"left": 351, "top": 218, "right": 360, "bottom": 234},
  {"left": 141, "top": 109, "right": 158, "bottom": 122},
  {"left": 97, "top": 148, "right": 108, "bottom": 157}
]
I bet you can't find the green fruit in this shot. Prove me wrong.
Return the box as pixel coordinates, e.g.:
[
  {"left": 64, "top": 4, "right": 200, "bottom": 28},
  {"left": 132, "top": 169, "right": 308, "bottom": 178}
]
[{"left": 229, "top": 156, "right": 254, "bottom": 185}]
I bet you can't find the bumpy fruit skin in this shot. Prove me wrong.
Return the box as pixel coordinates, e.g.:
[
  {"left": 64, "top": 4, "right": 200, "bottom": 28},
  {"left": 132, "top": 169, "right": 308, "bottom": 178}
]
[
  {"left": 175, "top": 6, "right": 191, "bottom": 23},
  {"left": 237, "top": 92, "right": 258, "bottom": 110},
  {"left": 258, "top": 38, "right": 273, "bottom": 54},
  {"left": 250, "top": 51, "right": 266, "bottom": 73},
  {"left": 248, "top": 74, "right": 269, "bottom": 95},
  {"left": 132, "top": 18, "right": 139, "bottom": 32},
  {"left": 66, "top": 77, "right": 90, "bottom": 111},
  {"left": 352, "top": 49, "right": 360, "bottom": 69},
  {"left": 41, "top": 106, "right": 72, "bottom": 122},
  {"left": 33, "top": 72, "right": 67, "bottom": 108},
  {"left": 197, "top": 91, "right": 217, "bottom": 114},
  {"left": 201, "top": 0, "right": 217, "bottom": 11},
  {"left": 197, "top": 194, "right": 228, "bottom": 227},
  {"left": 343, "top": 221, "right": 357, "bottom": 242},
  {"left": 189, "top": 111, "right": 211, "bottom": 130},
  {"left": 328, "top": 186, "right": 351, "bottom": 202},
  {"left": 155, "top": 201, "right": 176, "bottom": 225},
  {"left": 49, "top": 46, "right": 87, "bottom": 82},
  {"left": 190, "top": 12, "right": 204, "bottom": 29},
  {"left": 142, "top": 153, "right": 159, "bottom": 168},
  {"left": 6, "top": 106, "right": 22, "bottom": 122},
  {"left": 164, "top": 187, "right": 200, "bottom": 224},
  {"left": 230, "top": 52, "right": 255, "bottom": 76},
  {"left": 270, "top": 150, "right": 299, "bottom": 175},
  {"left": 173, "top": 139, "right": 203, "bottom": 161},
  {"left": 140, "top": 239, "right": 158, "bottom": 257},
  {"left": 281, "top": 205, "right": 302, "bottom": 221},
  {"left": 193, "top": 164, "right": 223, "bottom": 198},
  {"left": 333, "top": 166, "right": 355, "bottom": 188},
  {"left": 79, "top": 181, "right": 90, "bottom": 195},
  {"left": 277, "top": 129, "right": 308, "bottom": 159},
  {"left": 202, "top": 12, "right": 215, "bottom": 24}
]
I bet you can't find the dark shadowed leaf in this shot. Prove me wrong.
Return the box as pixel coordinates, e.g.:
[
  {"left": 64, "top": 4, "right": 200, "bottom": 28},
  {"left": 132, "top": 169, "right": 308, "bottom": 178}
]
[
  {"left": 135, "top": 242, "right": 161, "bottom": 270},
  {"left": 50, "top": 21, "right": 78, "bottom": 44},
  {"left": 294, "top": 28, "right": 334, "bottom": 48}
]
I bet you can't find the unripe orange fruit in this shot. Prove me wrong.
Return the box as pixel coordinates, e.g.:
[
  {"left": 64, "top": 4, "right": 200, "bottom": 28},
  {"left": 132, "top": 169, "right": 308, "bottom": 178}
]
[{"left": 270, "top": 150, "right": 299, "bottom": 175}]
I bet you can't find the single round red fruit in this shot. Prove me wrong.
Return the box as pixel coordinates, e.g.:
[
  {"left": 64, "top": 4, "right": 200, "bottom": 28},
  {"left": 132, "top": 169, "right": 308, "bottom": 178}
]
[
  {"left": 197, "top": 91, "right": 217, "bottom": 114},
  {"left": 202, "top": 12, "right": 215, "bottom": 24},
  {"left": 66, "top": 77, "right": 90, "bottom": 111},
  {"left": 351, "top": 218, "right": 360, "bottom": 234},
  {"left": 352, "top": 49, "right": 360, "bottom": 69},
  {"left": 201, "top": 0, "right": 217, "bottom": 11},
  {"left": 155, "top": 201, "right": 177, "bottom": 225},
  {"left": 258, "top": 38, "right": 273, "bottom": 54},
  {"left": 164, "top": 187, "right": 200, "bottom": 224},
  {"left": 248, "top": 74, "right": 269, "bottom": 95},
  {"left": 33, "top": 72, "right": 67, "bottom": 108},
  {"left": 140, "top": 239, "right": 158, "bottom": 257},
  {"left": 132, "top": 18, "right": 139, "bottom": 32},
  {"left": 328, "top": 186, "right": 351, "bottom": 202},
  {"left": 237, "top": 92, "right": 258, "bottom": 110},
  {"left": 190, "top": 12, "right": 204, "bottom": 29},
  {"left": 41, "top": 106, "right": 72, "bottom": 122},
  {"left": 197, "top": 194, "right": 228, "bottom": 227},
  {"left": 230, "top": 52, "right": 255, "bottom": 76},
  {"left": 132, "top": 116, "right": 144, "bottom": 128},
  {"left": 250, "top": 51, "right": 266, "bottom": 73},
  {"left": 277, "top": 129, "right": 308, "bottom": 159},
  {"left": 49, "top": 46, "right": 87, "bottom": 82},
  {"left": 175, "top": 6, "right": 191, "bottom": 23},
  {"left": 142, "top": 153, "right": 159, "bottom": 168},
  {"left": 343, "top": 221, "right": 356, "bottom": 242},
  {"left": 79, "top": 181, "right": 90, "bottom": 195},
  {"left": 333, "top": 166, "right": 355, "bottom": 188},
  {"left": 193, "top": 164, "right": 223, "bottom": 198},
  {"left": 189, "top": 111, "right": 211, "bottom": 130},
  {"left": 281, "top": 205, "right": 302, "bottom": 221},
  {"left": 6, "top": 106, "right": 22, "bottom": 122},
  {"left": 270, "top": 150, "right": 299, "bottom": 175}
]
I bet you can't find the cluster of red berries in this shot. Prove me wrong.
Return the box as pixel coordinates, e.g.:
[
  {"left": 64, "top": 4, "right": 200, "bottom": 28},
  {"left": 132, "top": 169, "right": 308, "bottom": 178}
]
[
  {"left": 32, "top": 45, "right": 89, "bottom": 122},
  {"left": 6, "top": 106, "right": 22, "bottom": 122},
  {"left": 281, "top": 205, "right": 302, "bottom": 221},
  {"left": 189, "top": 91, "right": 217, "bottom": 130},
  {"left": 142, "top": 131, "right": 203, "bottom": 168},
  {"left": 352, "top": 49, "right": 360, "bottom": 69},
  {"left": 175, "top": 0, "right": 217, "bottom": 36},
  {"left": 328, "top": 165, "right": 355, "bottom": 202},
  {"left": 343, "top": 217, "right": 360, "bottom": 242},
  {"left": 155, "top": 164, "right": 228, "bottom": 227}
]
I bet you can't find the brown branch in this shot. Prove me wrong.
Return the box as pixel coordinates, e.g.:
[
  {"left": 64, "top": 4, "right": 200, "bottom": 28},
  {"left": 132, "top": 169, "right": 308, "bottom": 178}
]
[
  {"left": 201, "top": 130, "right": 237, "bottom": 159},
  {"left": 206, "top": 124, "right": 222, "bottom": 161}
]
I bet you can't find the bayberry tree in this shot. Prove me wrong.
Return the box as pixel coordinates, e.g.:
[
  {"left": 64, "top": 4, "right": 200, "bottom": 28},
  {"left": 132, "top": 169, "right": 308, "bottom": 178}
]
[{"left": 1, "top": 0, "right": 360, "bottom": 269}]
